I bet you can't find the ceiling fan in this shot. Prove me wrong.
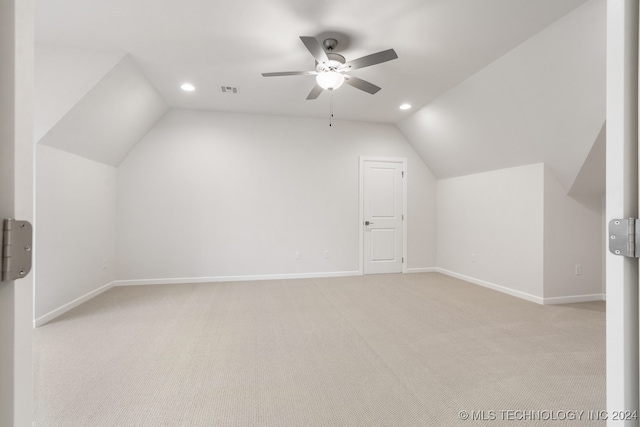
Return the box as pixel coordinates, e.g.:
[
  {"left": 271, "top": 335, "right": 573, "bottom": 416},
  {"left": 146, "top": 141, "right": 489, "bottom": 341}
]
[{"left": 262, "top": 36, "right": 398, "bottom": 100}]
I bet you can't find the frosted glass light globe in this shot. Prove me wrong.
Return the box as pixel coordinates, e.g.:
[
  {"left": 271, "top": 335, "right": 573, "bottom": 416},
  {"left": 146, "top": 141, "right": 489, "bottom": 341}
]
[{"left": 316, "top": 71, "right": 345, "bottom": 91}]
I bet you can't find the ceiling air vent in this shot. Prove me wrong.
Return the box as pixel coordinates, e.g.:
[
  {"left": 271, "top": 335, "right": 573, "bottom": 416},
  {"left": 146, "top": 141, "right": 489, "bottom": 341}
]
[{"left": 220, "top": 85, "right": 239, "bottom": 94}]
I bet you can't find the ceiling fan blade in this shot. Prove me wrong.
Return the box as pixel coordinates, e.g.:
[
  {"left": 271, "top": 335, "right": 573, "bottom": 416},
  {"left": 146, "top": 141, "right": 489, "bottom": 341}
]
[
  {"left": 343, "top": 49, "right": 398, "bottom": 71},
  {"left": 306, "top": 84, "right": 324, "bottom": 100},
  {"left": 262, "top": 71, "right": 317, "bottom": 77},
  {"left": 344, "top": 75, "right": 381, "bottom": 94},
  {"left": 300, "top": 36, "right": 330, "bottom": 64}
]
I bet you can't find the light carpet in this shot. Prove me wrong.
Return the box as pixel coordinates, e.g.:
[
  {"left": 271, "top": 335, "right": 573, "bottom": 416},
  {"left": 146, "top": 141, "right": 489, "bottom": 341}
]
[{"left": 33, "top": 273, "right": 605, "bottom": 426}]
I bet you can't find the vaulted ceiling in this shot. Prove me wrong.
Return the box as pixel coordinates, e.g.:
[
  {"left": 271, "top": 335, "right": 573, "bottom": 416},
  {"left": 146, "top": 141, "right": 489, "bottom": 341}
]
[
  {"left": 398, "top": 0, "right": 605, "bottom": 192},
  {"left": 35, "top": 0, "right": 604, "bottom": 192},
  {"left": 36, "top": 0, "right": 589, "bottom": 123}
]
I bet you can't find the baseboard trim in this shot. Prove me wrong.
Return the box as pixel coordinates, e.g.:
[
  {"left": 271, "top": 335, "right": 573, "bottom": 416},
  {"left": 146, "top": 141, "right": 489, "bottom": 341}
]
[
  {"left": 542, "top": 294, "right": 606, "bottom": 305},
  {"left": 34, "top": 271, "right": 361, "bottom": 326},
  {"left": 436, "top": 268, "right": 545, "bottom": 305},
  {"left": 114, "top": 270, "right": 362, "bottom": 287},
  {"left": 34, "top": 281, "right": 116, "bottom": 328},
  {"left": 406, "top": 267, "right": 438, "bottom": 274},
  {"left": 436, "top": 269, "right": 606, "bottom": 305},
  {"left": 33, "top": 270, "right": 604, "bottom": 327}
]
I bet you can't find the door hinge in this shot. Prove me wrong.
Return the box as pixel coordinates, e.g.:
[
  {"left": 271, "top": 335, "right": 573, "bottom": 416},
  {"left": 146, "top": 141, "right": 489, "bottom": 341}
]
[
  {"left": 2, "top": 219, "right": 33, "bottom": 281},
  {"left": 402, "top": 171, "right": 405, "bottom": 178},
  {"left": 609, "top": 218, "right": 640, "bottom": 258},
  {"left": 402, "top": 257, "right": 404, "bottom": 264}
]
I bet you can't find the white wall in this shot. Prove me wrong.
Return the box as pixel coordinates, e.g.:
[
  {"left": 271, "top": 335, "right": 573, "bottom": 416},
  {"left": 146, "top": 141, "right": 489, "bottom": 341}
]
[
  {"left": 398, "top": 0, "right": 605, "bottom": 192},
  {"left": 437, "top": 163, "right": 604, "bottom": 304},
  {"left": 35, "top": 44, "right": 124, "bottom": 143},
  {"left": 543, "top": 167, "right": 603, "bottom": 301},
  {"left": 36, "top": 145, "right": 117, "bottom": 323},
  {"left": 39, "top": 55, "right": 168, "bottom": 166},
  {"left": 437, "top": 164, "right": 545, "bottom": 301},
  {"left": 117, "top": 109, "right": 437, "bottom": 283}
]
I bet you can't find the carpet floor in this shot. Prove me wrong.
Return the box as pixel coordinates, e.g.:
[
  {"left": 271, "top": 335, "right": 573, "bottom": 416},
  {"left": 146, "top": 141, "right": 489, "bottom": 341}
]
[{"left": 33, "top": 273, "right": 605, "bottom": 426}]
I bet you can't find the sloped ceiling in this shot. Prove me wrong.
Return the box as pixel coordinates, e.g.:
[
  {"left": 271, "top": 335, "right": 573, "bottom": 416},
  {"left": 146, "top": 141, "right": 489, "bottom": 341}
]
[
  {"left": 39, "top": 55, "right": 168, "bottom": 166},
  {"left": 35, "top": 44, "right": 125, "bottom": 143},
  {"left": 34, "top": 0, "right": 604, "bottom": 187},
  {"left": 397, "top": 0, "right": 605, "bottom": 190},
  {"left": 35, "top": 0, "right": 588, "bottom": 124},
  {"left": 569, "top": 122, "right": 605, "bottom": 197}
]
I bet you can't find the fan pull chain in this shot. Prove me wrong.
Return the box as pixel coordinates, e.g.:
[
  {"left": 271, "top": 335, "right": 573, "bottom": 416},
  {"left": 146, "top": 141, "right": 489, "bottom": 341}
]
[{"left": 329, "top": 92, "right": 334, "bottom": 127}]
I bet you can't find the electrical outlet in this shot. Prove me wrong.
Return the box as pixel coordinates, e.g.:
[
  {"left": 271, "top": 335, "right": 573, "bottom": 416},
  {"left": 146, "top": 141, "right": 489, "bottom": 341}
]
[
  {"left": 471, "top": 253, "right": 476, "bottom": 263},
  {"left": 324, "top": 250, "right": 330, "bottom": 259},
  {"left": 295, "top": 251, "right": 301, "bottom": 260},
  {"left": 102, "top": 259, "right": 107, "bottom": 270},
  {"left": 575, "top": 264, "right": 582, "bottom": 276}
]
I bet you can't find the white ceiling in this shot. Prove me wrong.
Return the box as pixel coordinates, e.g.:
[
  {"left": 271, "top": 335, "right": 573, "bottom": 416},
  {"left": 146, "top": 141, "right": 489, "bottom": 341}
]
[
  {"left": 39, "top": 56, "right": 168, "bottom": 166},
  {"left": 35, "top": 0, "right": 589, "bottom": 124},
  {"left": 398, "top": 0, "right": 605, "bottom": 191}
]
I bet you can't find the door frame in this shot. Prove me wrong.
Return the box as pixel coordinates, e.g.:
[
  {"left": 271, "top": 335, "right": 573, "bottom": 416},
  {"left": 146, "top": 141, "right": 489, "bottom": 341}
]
[
  {"left": 0, "top": 0, "right": 34, "bottom": 424},
  {"left": 605, "top": 0, "right": 639, "bottom": 419},
  {"left": 358, "top": 156, "right": 407, "bottom": 275}
]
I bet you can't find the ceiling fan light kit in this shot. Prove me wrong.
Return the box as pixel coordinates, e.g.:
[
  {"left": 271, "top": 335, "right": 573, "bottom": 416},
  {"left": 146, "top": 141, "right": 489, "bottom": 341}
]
[{"left": 316, "top": 71, "right": 345, "bottom": 91}]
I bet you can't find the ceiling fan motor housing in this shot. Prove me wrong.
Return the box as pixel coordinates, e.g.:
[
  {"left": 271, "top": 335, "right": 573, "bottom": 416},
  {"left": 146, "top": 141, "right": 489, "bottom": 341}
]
[{"left": 316, "top": 53, "right": 346, "bottom": 73}]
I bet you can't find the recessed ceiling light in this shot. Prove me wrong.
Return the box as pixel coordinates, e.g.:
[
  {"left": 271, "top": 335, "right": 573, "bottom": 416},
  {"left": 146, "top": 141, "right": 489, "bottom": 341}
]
[
  {"left": 181, "top": 83, "right": 195, "bottom": 92},
  {"left": 399, "top": 103, "right": 412, "bottom": 110}
]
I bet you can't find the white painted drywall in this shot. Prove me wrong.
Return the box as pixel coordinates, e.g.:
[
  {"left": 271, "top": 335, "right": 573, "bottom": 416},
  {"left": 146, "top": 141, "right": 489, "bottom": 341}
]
[
  {"left": 437, "top": 164, "right": 545, "bottom": 299},
  {"left": 543, "top": 167, "right": 603, "bottom": 300},
  {"left": 35, "top": 145, "right": 117, "bottom": 320},
  {"left": 39, "top": 55, "right": 169, "bottom": 166},
  {"left": 117, "top": 109, "right": 436, "bottom": 282},
  {"left": 398, "top": 0, "right": 605, "bottom": 192},
  {"left": 568, "top": 122, "right": 606, "bottom": 197},
  {"left": 35, "top": 44, "right": 125, "bottom": 143}
]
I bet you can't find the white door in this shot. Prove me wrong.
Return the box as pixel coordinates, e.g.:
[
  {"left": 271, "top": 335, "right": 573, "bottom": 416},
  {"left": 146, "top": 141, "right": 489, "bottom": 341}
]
[
  {"left": 363, "top": 160, "right": 404, "bottom": 274},
  {"left": 0, "top": 0, "right": 34, "bottom": 425},
  {"left": 606, "top": 0, "right": 640, "bottom": 423}
]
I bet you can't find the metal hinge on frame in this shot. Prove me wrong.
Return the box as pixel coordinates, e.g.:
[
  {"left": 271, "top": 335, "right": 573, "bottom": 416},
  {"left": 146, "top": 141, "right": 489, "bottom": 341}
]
[
  {"left": 609, "top": 218, "right": 640, "bottom": 258},
  {"left": 2, "top": 219, "right": 33, "bottom": 281}
]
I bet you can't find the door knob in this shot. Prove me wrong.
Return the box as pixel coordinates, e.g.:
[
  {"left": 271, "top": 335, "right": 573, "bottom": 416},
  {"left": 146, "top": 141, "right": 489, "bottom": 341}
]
[{"left": 365, "top": 221, "right": 374, "bottom": 226}]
